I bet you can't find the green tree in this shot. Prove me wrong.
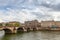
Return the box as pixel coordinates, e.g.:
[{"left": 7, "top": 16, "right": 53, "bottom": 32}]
[
  {"left": 13, "top": 22, "right": 20, "bottom": 27},
  {"left": 5, "top": 23, "right": 12, "bottom": 27},
  {"left": 0, "top": 23, "right": 3, "bottom": 26},
  {"left": 5, "top": 23, "right": 9, "bottom": 26},
  {"left": 5, "top": 22, "right": 21, "bottom": 27}
]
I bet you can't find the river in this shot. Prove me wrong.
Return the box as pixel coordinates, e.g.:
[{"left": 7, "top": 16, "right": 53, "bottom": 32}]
[{"left": 0, "top": 31, "right": 60, "bottom": 40}]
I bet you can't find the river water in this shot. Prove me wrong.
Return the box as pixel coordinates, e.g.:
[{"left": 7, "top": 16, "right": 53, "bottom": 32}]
[{"left": 0, "top": 31, "right": 60, "bottom": 40}]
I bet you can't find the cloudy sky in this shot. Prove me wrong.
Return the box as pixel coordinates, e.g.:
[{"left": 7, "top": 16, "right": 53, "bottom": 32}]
[{"left": 0, "top": 0, "right": 60, "bottom": 23}]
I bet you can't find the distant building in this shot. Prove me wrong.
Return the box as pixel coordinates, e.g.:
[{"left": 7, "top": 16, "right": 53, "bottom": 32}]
[
  {"left": 41, "top": 20, "right": 55, "bottom": 27},
  {"left": 24, "top": 20, "right": 40, "bottom": 28},
  {"left": 55, "top": 21, "right": 60, "bottom": 27}
]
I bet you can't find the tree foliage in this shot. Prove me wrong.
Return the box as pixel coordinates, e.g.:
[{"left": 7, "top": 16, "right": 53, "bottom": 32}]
[
  {"left": 14, "top": 23, "right": 20, "bottom": 27},
  {"left": 5, "top": 22, "right": 20, "bottom": 27},
  {"left": 0, "top": 23, "right": 3, "bottom": 26}
]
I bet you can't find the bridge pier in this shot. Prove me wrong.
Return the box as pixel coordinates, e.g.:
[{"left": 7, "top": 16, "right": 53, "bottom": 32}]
[
  {"left": 12, "top": 29, "right": 17, "bottom": 34},
  {"left": 23, "top": 27, "right": 27, "bottom": 32},
  {"left": 12, "top": 30, "right": 17, "bottom": 33}
]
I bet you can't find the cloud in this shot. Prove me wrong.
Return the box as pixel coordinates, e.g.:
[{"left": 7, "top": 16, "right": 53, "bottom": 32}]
[
  {"left": 0, "top": 0, "right": 60, "bottom": 10},
  {"left": 0, "top": 8, "right": 37, "bottom": 23},
  {"left": 0, "top": 0, "right": 60, "bottom": 23},
  {"left": 0, "top": 6, "right": 58, "bottom": 23},
  {"left": 49, "top": 11, "right": 60, "bottom": 21},
  {"left": 40, "top": 0, "right": 60, "bottom": 11}
]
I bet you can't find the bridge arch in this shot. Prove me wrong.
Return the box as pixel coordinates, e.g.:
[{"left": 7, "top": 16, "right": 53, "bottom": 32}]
[
  {"left": 27, "top": 28, "right": 31, "bottom": 32},
  {"left": 3, "top": 28, "right": 12, "bottom": 34},
  {"left": 17, "top": 27, "right": 24, "bottom": 32},
  {"left": 33, "top": 28, "right": 37, "bottom": 31}
]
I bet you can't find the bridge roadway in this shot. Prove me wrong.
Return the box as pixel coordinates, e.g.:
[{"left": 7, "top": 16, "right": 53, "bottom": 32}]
[{"left": 0, "top": 26, "right": 40, "bottom": 34}]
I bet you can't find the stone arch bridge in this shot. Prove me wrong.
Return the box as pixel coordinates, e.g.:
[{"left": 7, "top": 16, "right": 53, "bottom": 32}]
[{"left": 0, "top": 26, "right": 40, "bottom": 34}]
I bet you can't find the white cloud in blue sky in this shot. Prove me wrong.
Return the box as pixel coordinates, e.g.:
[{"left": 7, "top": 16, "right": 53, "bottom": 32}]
[{"left": 0, "top": 0, "right": 60, "bottom": 23}]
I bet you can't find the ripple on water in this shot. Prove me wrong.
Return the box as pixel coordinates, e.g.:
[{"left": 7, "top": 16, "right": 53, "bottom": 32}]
[
  {"left": 0, "top": 31, "right": 60, "bottom": 40},
  {"left": 0, "top": 30, "right": 4, "bottom": 36}
]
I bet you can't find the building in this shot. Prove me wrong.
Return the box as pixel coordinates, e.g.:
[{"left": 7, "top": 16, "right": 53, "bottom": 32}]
[
  {"left": 24, "top": 20, "right": 40, "bottom": 28},
  {"left": 41, "top": 20, "right": 55, "bottom": 27},
  {"left": 55, "top": 21, "right": 60, "bottom": 27}
]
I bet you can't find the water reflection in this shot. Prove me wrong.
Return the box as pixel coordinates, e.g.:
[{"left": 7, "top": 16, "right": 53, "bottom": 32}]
[
  {"left": 1, "top": 32, "right": 25, "bottom": 40},
  {"left": 0, "top": 31, "right": 60, "bottom": 40}
]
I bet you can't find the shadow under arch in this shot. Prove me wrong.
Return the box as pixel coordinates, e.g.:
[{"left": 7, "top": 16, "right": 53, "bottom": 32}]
[
  {"left": 3, "top": 29, "right": 12, "bottom": 34},
  {"left": 17, "top": 27, "right": 24, "bottom": 33},
  {"left": 27, "top": 28, "right": 31, "bottom": 32},
  {"left": 33, "top": 28, "right": 37, "bottom": 31}
]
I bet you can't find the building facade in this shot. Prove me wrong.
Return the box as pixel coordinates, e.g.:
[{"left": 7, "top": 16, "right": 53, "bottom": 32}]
[
  {"left": 41, "top": 20, "right": 55, "bottom": 27},
  {"left": 24, "top": 20, "right": 40, "bottom": 28}
]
